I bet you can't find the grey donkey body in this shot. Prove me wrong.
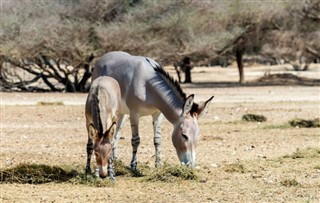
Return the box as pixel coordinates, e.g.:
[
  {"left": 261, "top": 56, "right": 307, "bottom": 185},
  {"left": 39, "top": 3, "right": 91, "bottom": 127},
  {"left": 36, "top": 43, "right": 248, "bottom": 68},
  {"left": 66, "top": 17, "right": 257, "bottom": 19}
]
[
  {"left": 85, "top": 76, "right": 121, "bottom": 180},
  {"left": 92, "top": 51, "right": 213, "bottom": 170}
]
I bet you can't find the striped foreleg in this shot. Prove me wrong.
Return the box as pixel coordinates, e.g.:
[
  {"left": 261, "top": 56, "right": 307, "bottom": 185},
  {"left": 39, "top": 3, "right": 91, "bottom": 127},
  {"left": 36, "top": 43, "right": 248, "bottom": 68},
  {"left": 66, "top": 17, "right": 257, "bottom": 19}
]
[
  {"left": 111, "top": 114, "right": 128, "bottom": 160},
  {"left": 85, "top": 138, "right": 93, "bottom": 174},
  {"left": 130, "top": 114, "right": 140, "bottom": 171},
  {"left": 152, "top": 112, "right": 164, "bottom": 167},
  {"left": 108, "top": 158, "right": 116, "bottom": 181}
]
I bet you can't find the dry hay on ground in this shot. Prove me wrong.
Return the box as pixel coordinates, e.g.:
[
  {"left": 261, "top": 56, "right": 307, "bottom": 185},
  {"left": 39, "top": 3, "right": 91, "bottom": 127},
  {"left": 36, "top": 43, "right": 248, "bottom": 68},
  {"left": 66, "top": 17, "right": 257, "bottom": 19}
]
[{"left": 255, "top": 73, "right": 320, "bottom": 86}]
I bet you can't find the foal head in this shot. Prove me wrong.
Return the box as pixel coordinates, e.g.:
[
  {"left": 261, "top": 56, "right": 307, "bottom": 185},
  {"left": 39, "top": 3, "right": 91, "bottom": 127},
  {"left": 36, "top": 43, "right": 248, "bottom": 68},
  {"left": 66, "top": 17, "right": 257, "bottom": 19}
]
[
  {"left": 172, "top": 95, "right": 213, "bottom": 167},
  {"left": 89, "top": 122, "right": 116, "bottom": 178}
]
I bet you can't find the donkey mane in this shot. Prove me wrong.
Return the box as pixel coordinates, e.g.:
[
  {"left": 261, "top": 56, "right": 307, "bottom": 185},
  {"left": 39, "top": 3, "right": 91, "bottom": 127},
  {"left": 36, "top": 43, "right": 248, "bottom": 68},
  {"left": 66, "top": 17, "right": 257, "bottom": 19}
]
[
  {"left": 146, "top": 58, "right": 187, "bottom": 101},
  {"left": 92, "top": 87, "right": 104, "bottom": 138}
]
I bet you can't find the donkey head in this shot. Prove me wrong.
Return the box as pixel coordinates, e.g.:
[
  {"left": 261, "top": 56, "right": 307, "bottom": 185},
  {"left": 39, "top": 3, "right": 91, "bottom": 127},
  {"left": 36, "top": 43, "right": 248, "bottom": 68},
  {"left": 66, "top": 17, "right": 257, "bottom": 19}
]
[
  {"left": 89, "top": 122, "right": 116, "bottom": 178},
  {"left": 172, "top": 94, "right": 213, "bottom": 167}
]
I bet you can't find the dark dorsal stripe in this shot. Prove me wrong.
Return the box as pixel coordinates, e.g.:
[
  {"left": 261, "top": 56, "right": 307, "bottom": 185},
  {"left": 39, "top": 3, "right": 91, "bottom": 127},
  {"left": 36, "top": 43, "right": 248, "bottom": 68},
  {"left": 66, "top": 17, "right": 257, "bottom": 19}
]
[
  {"left": 93, "top": 87, "right": 104, "bottom": 138},
  {"left": 146, "top": 58, "right": 187, "bottom": 101}
]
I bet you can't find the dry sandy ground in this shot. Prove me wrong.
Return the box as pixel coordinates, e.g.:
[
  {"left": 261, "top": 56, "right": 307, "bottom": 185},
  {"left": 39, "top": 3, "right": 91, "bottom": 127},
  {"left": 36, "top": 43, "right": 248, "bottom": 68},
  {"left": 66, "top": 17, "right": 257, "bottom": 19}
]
[{"left": 0, "top": 65, "right": 320, "bottom": 202}]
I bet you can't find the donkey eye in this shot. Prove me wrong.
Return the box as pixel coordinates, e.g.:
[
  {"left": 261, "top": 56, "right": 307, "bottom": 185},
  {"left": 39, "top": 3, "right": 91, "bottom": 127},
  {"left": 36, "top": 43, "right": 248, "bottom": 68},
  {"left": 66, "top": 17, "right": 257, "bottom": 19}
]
[{"left": 182, "top": 133, "right": 189, "bottom": 141}]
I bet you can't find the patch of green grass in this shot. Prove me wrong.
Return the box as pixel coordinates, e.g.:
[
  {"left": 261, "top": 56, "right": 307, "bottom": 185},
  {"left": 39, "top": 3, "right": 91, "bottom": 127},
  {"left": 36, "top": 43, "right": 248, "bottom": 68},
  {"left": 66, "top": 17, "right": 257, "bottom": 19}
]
[
  {"left": 280, "top": 179, "right": 300, "bottom": 187},
  {"left": 242, "top": 114, "right": 267, "bottom": 122},
  {"left": 37, "top": 101, "right": 64, "bottom": 106},
  {"left": 314, "top": 166, "right": 320, "bottom": 170},
  {"left": 289, "top": 118, "right": 320, "bottom": 128},
  {"left": 223, "top": 163, "right": 246, "bottom": 173},
  {"left": 145, "top": 163, "right": 198, "bottom": 182}
]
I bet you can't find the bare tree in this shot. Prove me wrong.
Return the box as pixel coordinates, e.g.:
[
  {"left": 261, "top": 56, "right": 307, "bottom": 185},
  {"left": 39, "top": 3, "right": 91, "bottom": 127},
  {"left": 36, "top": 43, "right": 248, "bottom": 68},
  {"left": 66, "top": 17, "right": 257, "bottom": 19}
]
[{"left": 1, "top": 0, "right": 319, "bottom": 91}]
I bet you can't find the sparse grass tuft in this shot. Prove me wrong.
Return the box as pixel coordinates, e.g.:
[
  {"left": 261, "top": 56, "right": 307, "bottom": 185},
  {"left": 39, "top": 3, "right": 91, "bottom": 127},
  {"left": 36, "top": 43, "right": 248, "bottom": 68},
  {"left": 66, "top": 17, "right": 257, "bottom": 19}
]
[
  {"left": 113, "top": 160, "right": 133, "bottom": 176},
  {"left": 280, "top": 179, "right": 300, "bottom": 187},
  {"left": 223, "top": 163, "right": 246, "bottom": 173},
  {"left": 37, "top": 101, "right": 64, "bottom": 106},
  {"left": 242, "top": 114, "right": 267, "bottom": 122},
  {"left": 263, "top": 123, "right": 290, "bottom": 129},
  {"left": 145, "top": 163, "right": 198, "bottom": 182},
  {"left": 289, "top": 118, "right": 320, "bottom": 128},
  {"left": 283, "top": 148, "right": 320, "bottom": 159},
  {"left": 71, "top": 174, "right": 115, "bottom": 187},
  {"left": 0, "top": 163, "right": 115, "bottom": 187},
  {"left": 113, "top": 160, "right": 150, "bottom": 177}
]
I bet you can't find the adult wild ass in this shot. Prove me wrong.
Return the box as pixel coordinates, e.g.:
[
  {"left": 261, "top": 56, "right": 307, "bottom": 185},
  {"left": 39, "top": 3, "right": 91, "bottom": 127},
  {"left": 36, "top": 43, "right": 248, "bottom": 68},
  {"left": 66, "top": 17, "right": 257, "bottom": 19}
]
[
  {"left": 92, "top": 51, "right": 213, "bottom": 170},
  {"left": 85, "top": 76, "right": 121, "bottom": 180}
]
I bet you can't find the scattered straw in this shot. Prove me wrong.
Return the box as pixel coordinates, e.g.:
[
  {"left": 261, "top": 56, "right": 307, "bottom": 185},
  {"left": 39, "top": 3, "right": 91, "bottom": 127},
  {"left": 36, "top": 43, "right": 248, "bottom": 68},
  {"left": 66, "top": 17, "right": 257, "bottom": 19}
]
[
  {"left": 283, "top": 148, "right": 320, "bottom": 159},
  {"left": 146, "top": 163, "right": 198, "bottom": 182},
  {"left": 37, "top": 101, "right": 64, "bottom": 106},
  {"left": 1, "top": 162, "right": 200, "bottom": 185},
  {"left": 223, "top": 163, "right": 246, "bottom": 173},
  {"left": 280, "top": 179, "right": 300, "bottom": 187},
  {"left": 242, "top": 114, "right": 267, "bottom": 122},
  {"left": 0, "top": 164, "right": 77, "bottom": 184},
  {"left": 0, "top": 163, "right": 114, "bottom": 187},
  {"left": 289, "top": 118, "right": 320, "bottom": 128},
  {"left": 113, "top": 160, "right": 149, "bottom": 177}
]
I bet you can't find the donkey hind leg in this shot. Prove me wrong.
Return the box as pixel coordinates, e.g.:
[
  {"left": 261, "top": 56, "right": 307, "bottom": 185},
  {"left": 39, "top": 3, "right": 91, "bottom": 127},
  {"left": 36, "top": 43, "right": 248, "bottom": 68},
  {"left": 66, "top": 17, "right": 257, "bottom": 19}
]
[
  {"left": 85, "top": 137, "right": 93, "bottom": 175},
  {"left": 152, "top": 112, "right": 164, "bottom": 168},
  {"left": 111, "top": 114, "right": 128, "bottom": 160},
  {"left": 130, "top": 113, "right": 140, "bottom": 171}
]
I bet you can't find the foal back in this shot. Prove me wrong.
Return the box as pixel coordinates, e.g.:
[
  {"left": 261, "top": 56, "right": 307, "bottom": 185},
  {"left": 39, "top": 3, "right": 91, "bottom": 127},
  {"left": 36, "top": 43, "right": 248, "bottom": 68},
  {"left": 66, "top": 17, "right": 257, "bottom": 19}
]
[{"left": 85, "top": 76, "right": 121, "bottom": 129}]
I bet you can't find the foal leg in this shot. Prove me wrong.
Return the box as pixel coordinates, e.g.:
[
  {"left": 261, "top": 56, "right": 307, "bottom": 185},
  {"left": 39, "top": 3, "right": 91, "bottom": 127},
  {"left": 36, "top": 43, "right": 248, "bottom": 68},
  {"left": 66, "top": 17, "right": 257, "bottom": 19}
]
[
  {"left": 85, "top": 137, "right": 93, "bottom": 175},
  {"left": 86, "top": 123, "right": 96, "bottom": 175},
  {"left": 111, "top": 114, "right": 128, "bottom": 160},
  {"left": 152, "top": 112, "right": 164, "bottom": 168},
  {"left": 130, "top": 113, "right": 140, "bottom": 171}
]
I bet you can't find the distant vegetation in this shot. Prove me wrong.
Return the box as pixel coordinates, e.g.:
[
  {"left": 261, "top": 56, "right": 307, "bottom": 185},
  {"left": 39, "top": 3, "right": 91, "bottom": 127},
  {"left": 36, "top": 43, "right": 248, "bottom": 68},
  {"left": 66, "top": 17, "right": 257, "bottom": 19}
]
[
  {"left": 242, "top": 114, "right": 267, "bottom": 122},
  {"left": 0, "top": 0, "right": 319, "bottom": 91}
]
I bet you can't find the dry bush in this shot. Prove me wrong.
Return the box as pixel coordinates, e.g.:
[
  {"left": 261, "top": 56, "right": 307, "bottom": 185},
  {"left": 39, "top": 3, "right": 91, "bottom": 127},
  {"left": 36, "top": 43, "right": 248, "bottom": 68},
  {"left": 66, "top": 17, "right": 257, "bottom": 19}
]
[
  {"left": 1, "top": 0, "right": 319, "bottom": 91},
  {"left": 242, "top": 114, "right": 267, "bottom": 122}
]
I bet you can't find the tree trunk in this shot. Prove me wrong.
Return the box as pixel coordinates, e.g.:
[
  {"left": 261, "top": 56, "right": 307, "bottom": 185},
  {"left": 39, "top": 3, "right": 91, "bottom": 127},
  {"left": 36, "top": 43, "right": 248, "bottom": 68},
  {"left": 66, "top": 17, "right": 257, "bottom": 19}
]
[
  {"left": 182, "top": 56, "right": 192, "bottom": 83},
  {"left": 236, "top": 48, "right": 244, "bottom": 83},
  {"left": 174, "top": 63, "right": 181, "bottom": 83},
  {"left": 184, "top": 66, "right": 192, "bottom": 83}
]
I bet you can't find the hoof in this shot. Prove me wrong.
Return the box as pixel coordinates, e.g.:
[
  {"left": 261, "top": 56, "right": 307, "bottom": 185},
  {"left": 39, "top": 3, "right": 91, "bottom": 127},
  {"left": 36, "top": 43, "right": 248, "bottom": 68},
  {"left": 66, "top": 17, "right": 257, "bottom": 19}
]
[
  {"left": 85, "top": 166, "right": 92, "bottom": 175},
  {"left": 109, "top": 175, "right": 116, "bottom": 182},
  {"left": 155, "top": 161, "right": 163, "bottom": 168},
  {"left": 130, "top": 164, "right": 137, "bottom": 172}
]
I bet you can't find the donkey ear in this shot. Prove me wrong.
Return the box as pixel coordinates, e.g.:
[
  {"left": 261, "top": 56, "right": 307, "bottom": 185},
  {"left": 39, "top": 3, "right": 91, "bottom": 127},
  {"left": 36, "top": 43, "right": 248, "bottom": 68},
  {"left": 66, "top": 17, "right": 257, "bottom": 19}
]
[
  {"left": 88, "top": 124, "right": 98, "bottom": 141},
  {"left": 181, "top": 94, "right": 194, "bottom": 117},
  {"left": 196, "top": 96, "right": 214, "bottom": 118},
  {"left": 104, "top": 122, "right": 116, "bottom": 141}
]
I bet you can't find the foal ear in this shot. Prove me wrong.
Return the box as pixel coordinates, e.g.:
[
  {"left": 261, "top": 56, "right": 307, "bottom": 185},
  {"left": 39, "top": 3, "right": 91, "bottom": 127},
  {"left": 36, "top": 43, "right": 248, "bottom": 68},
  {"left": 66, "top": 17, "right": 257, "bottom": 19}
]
[
  {"left": 104, "top": 122, "right": 116, "bottom": 141},
  {"left": 88, "top": 124, "right": 98, "bottom": 141},
  {"left": 196, "top": 96, "right": 214, "bottom": 118},
  {"left": 181, "top": 94, "right": 194, "bottom": 117}
]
